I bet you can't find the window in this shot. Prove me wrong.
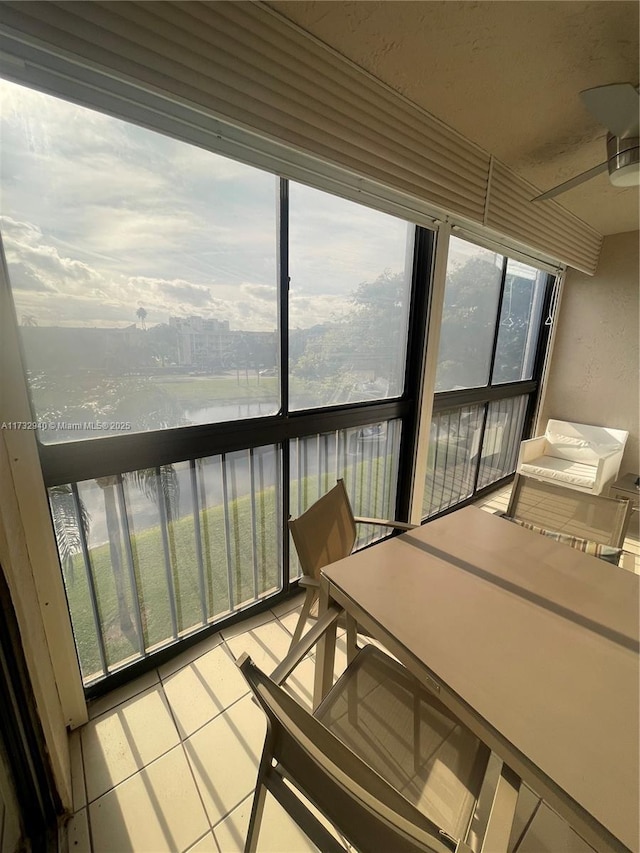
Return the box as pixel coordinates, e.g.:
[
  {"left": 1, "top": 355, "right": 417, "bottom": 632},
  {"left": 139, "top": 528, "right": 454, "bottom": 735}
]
[
  {"left": 288, "top": 183, "right": 413, "bottom": 410},
  {"left": 491, "top": 261, "right": 547, "bottom": 384},
  {"left": 423, "top": 237, "right": 553, "bottom": 519},
  {"left": 0, "top": 79, "right": 279, "bottom": 443},
  {"left": 2, "top": 79, "right": 427, "bottom": 690},
  {"left": 434, "top": 238, "right": 503, "bottom": 392},
  {"left": 2, "top": 78, "right": 552, "bottom": 691}
]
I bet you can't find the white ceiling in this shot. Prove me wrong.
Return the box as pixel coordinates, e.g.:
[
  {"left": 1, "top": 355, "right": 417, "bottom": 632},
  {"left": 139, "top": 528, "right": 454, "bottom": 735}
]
[{"left": 267, "top": 0, "right": 639, "bottom": 236}]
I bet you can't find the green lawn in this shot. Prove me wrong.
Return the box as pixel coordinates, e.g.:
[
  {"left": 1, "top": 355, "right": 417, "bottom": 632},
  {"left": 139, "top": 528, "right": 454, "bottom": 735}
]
[
  {"left": 66, "top": 485, "right": 280, "bottom": 682},
  {"left": 65, "top": 453, "right": 396, "bottom": 683},
  {"left": 151, "top": 374, "right": 279, "bottom": 403}
]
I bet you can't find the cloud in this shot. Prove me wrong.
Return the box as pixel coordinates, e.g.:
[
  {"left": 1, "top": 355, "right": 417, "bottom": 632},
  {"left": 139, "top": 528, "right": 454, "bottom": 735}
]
[
  {"left": 240, "top": 283, "right": 277, "bottom": 301},
  {"left": 156, "top": 280, "right": 213, "bottom": 308},
  {"left": 2, "top": 216, "right": 102, "bottom": 292},
  {"left": 0, "top": 77, "right": 409, "bottom": 336}
]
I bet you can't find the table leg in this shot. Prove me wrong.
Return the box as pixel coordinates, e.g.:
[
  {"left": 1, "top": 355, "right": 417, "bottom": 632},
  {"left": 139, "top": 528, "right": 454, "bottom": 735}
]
[{"left": 313, "top": 576, "right": 336, "bottom": 710}]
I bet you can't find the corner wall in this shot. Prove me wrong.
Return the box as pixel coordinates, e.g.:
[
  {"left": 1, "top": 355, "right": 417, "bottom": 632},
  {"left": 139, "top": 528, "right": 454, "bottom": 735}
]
[{"left": 539, "top": 230, "right": 639, "bottom": 474}]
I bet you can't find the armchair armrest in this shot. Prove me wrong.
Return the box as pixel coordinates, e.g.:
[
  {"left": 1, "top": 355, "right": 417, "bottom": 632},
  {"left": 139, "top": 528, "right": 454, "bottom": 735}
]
[
  {"left": 595, "top": 449, "right": 624, "bottom": 493},
  {"left": 354, "top": 516, "right": 417, "bottom": 531},
  {"left": 517, "top": 436, "right": 547, "bottom": 468}
]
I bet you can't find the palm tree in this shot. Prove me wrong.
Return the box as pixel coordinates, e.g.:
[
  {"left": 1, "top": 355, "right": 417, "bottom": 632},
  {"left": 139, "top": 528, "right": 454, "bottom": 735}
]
[
  {"left": 136, "top": 306, "right": 148, "bottom": 329},
  {"left": 50, "top": 466, "right": 179, "bottom": 652},
  {"left": 49, "top": 484, "right": 90, "bottom": 586}
]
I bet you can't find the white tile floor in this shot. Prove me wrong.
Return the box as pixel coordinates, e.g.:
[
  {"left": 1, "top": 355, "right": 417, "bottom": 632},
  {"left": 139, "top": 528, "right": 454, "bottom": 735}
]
[
  {"left": 66, "top": 594, "right": 324, "bottom": 853},
  {"left": 65, "top": 485, "right": 635, "bottom": 851}
]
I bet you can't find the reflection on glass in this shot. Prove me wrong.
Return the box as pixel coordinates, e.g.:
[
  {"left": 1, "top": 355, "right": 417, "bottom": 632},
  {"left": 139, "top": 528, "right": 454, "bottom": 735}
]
[
  {"left": 492, "top": 262, "right": 547, "bottom": 384},
  {"left": 422, "top": 404, "right": 484, "bottom": 518},
  {"left": 476, "top": 395, "right": 528, "bottom": 490},
  {"left": 288, "top": 182, "right": 413, "bottom": 410},
  {"left": 49, "top": 446, "right": 280, "bottom": 684},
  {"left": 435, "top": 237, "right": 503, "bottom": 392},
  {"left": 289, "top": 420, "right": 402, "bottom": 579},
  {"left": 1, "top": 79, "right": 278, "bottom": 443}
]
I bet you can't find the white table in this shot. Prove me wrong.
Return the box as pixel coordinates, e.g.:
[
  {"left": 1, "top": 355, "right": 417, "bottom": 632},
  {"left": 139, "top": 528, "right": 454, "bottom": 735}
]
[{"left": 315, "top": 506, "right": 639, "bottom": 853}]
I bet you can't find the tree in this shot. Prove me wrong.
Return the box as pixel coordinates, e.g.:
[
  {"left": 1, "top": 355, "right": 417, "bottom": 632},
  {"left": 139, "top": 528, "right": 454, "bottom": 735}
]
[
  {"left": 491, "top": 272, "right": 537, "bottom": 383},
  {"left": 436, "top": 255, "right": 503, "bottom": 391},
  {"left": 49, "top": 484, "right": 90, "bottom": 586},
  {"left": 136, "top": 306, "right": 148, "bottom": 329},
  {"left": 95, "top": 466, "right": 179, "bottom": 649},
  {"left": 291, "top": 270, "right": 408, "bottom": 401},
  {"left": 50, "top": 466, "right": 179, "bottom": 653},
  {"left": 147, "top": 322, "right": 179, "bottom": 366}
]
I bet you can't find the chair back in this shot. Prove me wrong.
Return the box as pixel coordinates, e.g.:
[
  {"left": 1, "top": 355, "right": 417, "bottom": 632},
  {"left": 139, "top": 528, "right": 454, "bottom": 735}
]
[
  {"left": 289, "top": 479, "right": 358, "bottom": 579},
  {"left": 507, "top": 474, "right": 632, "bottom": 547},
  {"left": 238, "top": 653, "right": 454, "bottom": 853}
]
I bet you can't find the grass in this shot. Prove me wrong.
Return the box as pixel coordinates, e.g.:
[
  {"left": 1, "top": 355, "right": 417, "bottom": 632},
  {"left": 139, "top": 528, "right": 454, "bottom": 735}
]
[
  {"left": 66, "top": 485, "right": 280, "bottom": 682},
  {"left": 152, "top": 374, "right": 279, "bottom": 403},
  {"left": 65, "top": 454, "right": 396, "bottom": 683}
]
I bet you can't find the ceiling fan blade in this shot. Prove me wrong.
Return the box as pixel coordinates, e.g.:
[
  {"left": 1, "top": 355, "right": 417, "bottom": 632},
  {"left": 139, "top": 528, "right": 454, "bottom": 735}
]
[
  {"left": 580, "top": 83, "right": 640, "bottom": 137},
  {"left": 532, "top": 161, "right": 609, "bottom": 202}
]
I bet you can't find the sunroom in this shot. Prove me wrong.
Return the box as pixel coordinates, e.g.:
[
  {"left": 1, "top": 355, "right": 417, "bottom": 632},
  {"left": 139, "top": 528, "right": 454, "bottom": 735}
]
[{"left": 0, "top": 2, "right": 637, "bottom": 852}]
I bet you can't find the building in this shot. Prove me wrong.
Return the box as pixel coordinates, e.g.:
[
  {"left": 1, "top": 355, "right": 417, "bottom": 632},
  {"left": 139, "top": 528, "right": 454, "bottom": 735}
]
[
  {"left": 0, "top": 3, "right": 637, "bottom": 851},
  {"left": 169, "top": 316, "right": 232, "bottom": 368}
]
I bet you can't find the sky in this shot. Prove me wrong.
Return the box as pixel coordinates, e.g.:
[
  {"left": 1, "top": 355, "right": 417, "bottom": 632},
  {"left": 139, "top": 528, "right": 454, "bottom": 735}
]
[{"left": 0, "top": 78, "right": 412, "bottom": 332}]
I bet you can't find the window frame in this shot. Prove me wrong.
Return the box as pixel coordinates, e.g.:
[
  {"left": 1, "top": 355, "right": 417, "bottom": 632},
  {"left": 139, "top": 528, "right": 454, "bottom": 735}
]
[
  {"left": 423, "top": 251, "right": 556, "bottom": 520},
  {"left": 0, "top": 69, "right": 557, "bottom": 696}
]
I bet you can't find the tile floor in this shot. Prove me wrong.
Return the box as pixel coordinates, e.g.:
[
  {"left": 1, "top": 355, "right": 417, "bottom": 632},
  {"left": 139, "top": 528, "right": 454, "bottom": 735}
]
[
  {"left": 66, "top": 595, "right": 330, "bottom": 853},
  {"left": 65, "top": 486, "right": 636, "bottom": 852}
]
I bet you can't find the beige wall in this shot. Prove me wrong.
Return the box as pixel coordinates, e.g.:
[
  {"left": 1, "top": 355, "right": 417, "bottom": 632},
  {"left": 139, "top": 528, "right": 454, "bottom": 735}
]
[
  {"left": 0, "top": 435, "right": 73, "bottom": 813},
  {"left": 539, "top": 230, "right": 639, "bottom": 474},
  {"left": 1, "top": 258, "right": 88, "bottom": 814}
]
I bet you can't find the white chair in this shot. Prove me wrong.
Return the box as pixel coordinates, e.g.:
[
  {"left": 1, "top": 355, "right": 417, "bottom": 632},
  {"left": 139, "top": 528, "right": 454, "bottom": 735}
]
[{"left": 517, "top": 419, "right": 628, "bottom": 495}]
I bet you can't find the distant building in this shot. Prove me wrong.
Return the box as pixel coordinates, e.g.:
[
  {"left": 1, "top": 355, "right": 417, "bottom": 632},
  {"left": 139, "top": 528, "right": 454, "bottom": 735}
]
[{"left": 169, "top": 316, "right": 231, "bottom": 367}]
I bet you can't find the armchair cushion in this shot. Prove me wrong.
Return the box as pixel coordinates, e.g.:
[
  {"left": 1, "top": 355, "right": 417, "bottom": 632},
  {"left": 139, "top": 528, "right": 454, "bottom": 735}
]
[
  {"left": 546, "top": 424, "right": 622, "bottom": 465},
  {"left": 519, "top": 456, "right": 597, "bottom": 489},
  {"left": 517, "top": 420, "right": 628, "bottom": 495},
  {"left": 504, "top": 517, "right": 622, "bottom": 565}
]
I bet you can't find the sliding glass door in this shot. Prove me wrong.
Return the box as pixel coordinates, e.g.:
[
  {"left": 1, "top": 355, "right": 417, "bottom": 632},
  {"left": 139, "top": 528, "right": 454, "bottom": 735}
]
[
  {"left": 422, "top": 236, "right": 554, "bottom": 519},
  {"left": 1, "top": 76, "right": 431, "bottom": 692},
  {"left": 1, "top": 77, "right": 553, "bottom": 692}
]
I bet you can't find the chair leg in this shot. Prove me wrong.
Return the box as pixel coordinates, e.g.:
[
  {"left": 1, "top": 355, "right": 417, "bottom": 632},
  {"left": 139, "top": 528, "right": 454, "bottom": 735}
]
[
  {"left": 288, "top": 588, "right": 316, "bottom": 653},
  {"left": 313, "top": 581, "right": 337, "bottom": 710},
  {"left": 413, "top": 690, "right": 421, "bottom": 775},
  {"left": 345, "top": 612, "right": 359, "bottom": 665},
  {"left": 245, "top": 731, "right": 275, "bottom": 853}
]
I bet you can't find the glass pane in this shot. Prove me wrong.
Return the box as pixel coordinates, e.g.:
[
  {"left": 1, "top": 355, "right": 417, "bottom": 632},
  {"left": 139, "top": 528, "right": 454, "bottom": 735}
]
[
  {"left": 435, "top": 237, "right": 503, "bottom": 392},
  {"left": 289, "top": 420, "right": 402, "bottom": 579},
  {"left": 49, "top": 446, "right": 281, "bottom": 685},
  {"left": 1, "top": 79, "right": 278, "bottom": 443},
  {"left": 49, "top": 482, "right": 107, "bottom": 683},
  {"left": 492, "top": 262, "right": 548, "bottom": 384},
  {"left": 288, "top": 182, "right": 413, "bottom": 410},
  {"left": 476, "top": 395, "right": 529, "bottom": 490},
  {"left": 422, "top": 404, "right": 484, "bottom": 518}
]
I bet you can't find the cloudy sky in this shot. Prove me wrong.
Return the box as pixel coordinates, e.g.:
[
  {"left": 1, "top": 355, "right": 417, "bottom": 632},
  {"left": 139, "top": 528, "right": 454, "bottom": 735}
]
[{"left": 0, "top": 78, "right": 411, "bottom": 332}]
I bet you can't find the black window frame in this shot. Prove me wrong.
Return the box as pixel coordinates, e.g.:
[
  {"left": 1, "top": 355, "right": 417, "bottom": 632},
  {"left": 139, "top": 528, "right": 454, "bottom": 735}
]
[{"left": 424, "top": 253, "right": 556, "bottom": 520}]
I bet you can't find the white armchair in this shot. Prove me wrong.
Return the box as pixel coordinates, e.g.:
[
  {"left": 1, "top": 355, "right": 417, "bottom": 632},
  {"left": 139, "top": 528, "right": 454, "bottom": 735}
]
[{"left": 517, "top": 419, "right": 628, "bottom": 495}]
